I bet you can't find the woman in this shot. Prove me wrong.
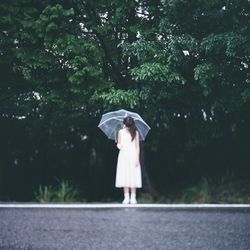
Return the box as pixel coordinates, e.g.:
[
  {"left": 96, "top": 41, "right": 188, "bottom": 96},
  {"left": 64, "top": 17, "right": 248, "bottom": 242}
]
[{"left": 115, "top": 116, "right": 142, "bottom": 204}]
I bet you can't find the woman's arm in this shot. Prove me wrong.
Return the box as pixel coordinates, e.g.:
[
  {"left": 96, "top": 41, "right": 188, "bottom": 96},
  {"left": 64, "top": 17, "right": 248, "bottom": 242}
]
[
  {"left": 135, "top": 131, "right": 140, "bottom": 166},
  {"left": 117, "top": 130, "right": 122, "bottom": 149}
]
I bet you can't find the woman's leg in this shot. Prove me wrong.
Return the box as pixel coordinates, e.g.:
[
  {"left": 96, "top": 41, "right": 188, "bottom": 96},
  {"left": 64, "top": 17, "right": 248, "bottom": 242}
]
[
  {"left": 122, "top": 187, "right": 130, "bottom": 204},
  {"left": 130, "top": 188, "right": 137, "bottom": 204}
]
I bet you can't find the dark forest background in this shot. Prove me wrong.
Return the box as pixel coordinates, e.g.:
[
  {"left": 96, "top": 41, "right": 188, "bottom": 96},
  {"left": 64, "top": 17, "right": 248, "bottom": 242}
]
[{"left": 0, "top": 0, "right": 250, "bottom": 202}]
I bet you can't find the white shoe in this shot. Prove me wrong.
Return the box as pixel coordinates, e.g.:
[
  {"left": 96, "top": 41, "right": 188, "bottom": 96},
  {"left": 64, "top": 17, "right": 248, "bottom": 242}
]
[
  {"left": 130, "top": 193, "right": 137, "bottom": 204},
  {"left": 122, "top": 193, "right": 130, "bottom": 204}
]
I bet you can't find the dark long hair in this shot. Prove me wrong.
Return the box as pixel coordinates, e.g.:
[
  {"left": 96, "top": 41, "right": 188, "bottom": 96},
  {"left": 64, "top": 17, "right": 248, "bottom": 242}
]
[{"left": 123, "top": 116, "right": 137, "bottom": 141}]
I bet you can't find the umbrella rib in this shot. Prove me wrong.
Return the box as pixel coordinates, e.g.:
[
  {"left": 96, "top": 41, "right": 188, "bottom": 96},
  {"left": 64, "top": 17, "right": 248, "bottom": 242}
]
[
  {"left": 99, "top": 116, "right": 150, "bottom": 129},
  {"left": 98, "top": 116, "right": 125, "bottom": 127},
  {"left": 133, "top": 118, "right": 151, "bottom": 129},
  {"left": 98, "top": 109, "right": 150, "bottom": 141}
]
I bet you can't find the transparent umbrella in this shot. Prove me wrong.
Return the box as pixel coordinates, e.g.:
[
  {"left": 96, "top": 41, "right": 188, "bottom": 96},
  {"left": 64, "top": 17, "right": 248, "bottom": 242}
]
[{"left": 98, "top": 109, "right": 151, "bottom": 141}]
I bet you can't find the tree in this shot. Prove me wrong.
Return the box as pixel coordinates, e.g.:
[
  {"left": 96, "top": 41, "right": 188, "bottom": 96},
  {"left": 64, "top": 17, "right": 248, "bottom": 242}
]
[
  {"left": 123, "top": 0, "right": 250, "bottom": 191},
  {"left": 0, "top": 0, "right": 249, "bottom": 200}
]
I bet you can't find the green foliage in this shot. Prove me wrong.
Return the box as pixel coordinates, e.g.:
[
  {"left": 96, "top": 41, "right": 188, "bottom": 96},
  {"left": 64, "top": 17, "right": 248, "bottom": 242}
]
[
  {"left": 200, "top": 32, "right": 249, "bottom": 57},
  {"left": 194, "top": 63, "right": 218, "bottom": 96},
  {"left": 213, "top": 180, "right": 250, "bottom": 204},
  {"left": 35, "top": 185, "right": 54, "bottom": 203},
  {"left": 34, "top": 180, "right": 81, "bottom": 203},
  {"left": 241, "top": 89, "right": 250, "bottom": 103},
  {"left": 55, "top": 179, "right": 80, "bottom": 202},
  {"left": 1, "top": 1, "right": 102, "bottom": 111},
  {"left": 122, "top": 40, "right": 161, "bottom": 62},
  {"left": 137, "top": 193, "right": 155, "bottom": 204},
  {"left": 93, "top": 88, "right": 139, "bottom": 110},
  {"left": 131, "top": 63, "right": 181, "bottom": 83},
  {"left": 1, "top": 0, "right": 250, "bottom": 201},
  {"left": 181, "top": 179, "right": 211, "bottom": 203}
]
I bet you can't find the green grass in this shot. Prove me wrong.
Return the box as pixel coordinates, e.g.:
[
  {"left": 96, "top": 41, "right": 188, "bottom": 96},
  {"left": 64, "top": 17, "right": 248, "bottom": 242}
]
[
  {"left": 211, "top": 180, "right": 250, "bottom": 204},
  {"left": 34, "top": 178, "right": 250, "bottom": 204},
  {"left": 35, "top": 185, "right": 54, "bottom": 203},
  {"left": 180, "top": 178, "right": 212, "bottom": 203},
  {"left": 34, "top": 179, "right": 83, "bottom": 203},
  {"left": 138, "top": 179, "right": 250, "bottom": 204}
]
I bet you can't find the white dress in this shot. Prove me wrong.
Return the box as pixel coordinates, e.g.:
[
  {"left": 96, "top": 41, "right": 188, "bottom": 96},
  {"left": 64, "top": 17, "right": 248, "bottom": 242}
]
[{"left": 115, "top": 128, "right": 142, "bottom": 188}]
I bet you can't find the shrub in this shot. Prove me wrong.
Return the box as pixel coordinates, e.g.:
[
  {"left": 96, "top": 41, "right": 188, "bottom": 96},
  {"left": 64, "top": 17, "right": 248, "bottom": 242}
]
[
  {"left": 55, "top": 179, "right": 79, "bottom": 202},
  {"left": 35, "top": 185, "right": 54, "bottom": 203},
  {"left": 34, "top": 179, "right": 81, "bottom": 202},
  {"left": 181, "top": 178, "right": 212, "bottom": 203}
]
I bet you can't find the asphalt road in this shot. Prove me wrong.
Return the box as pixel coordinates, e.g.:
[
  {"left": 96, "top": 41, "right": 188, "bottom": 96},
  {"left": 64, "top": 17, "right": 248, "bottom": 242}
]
[{"left": 0, "top": 207, "right": 250, "bottom": 250}]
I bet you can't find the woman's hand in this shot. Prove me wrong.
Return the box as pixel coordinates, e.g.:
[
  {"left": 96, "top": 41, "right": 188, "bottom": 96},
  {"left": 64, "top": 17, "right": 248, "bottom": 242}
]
[
  {"left": 117, "top": 130, "right": 122, "bottom": 150},
  {"left": 135, "top": 159, "right": 140, "bottom": 167},
  {"left": 135, "top": 131, "right": 140, "bottom": 167}
]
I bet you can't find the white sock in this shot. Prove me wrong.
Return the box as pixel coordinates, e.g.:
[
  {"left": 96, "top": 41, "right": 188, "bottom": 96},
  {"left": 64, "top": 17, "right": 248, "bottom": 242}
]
[
  {"left": 122, "top": 193, "right": 130, "bottom": 204},
  {"left": 130, "top": 193, "right": 137, "bottom": 204}
]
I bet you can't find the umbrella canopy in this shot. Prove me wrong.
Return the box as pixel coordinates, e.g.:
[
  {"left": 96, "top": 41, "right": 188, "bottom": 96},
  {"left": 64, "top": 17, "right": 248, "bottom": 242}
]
[{"left": 98, "top": 109, "right": 150, "bottom": 141}]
